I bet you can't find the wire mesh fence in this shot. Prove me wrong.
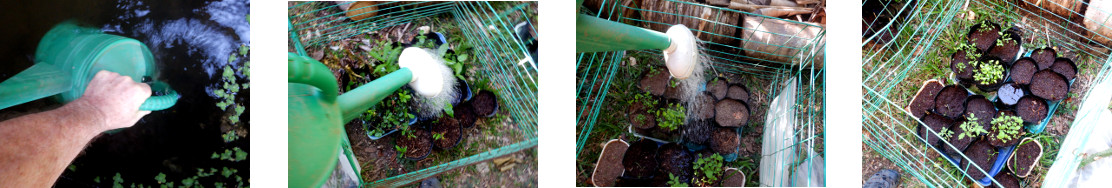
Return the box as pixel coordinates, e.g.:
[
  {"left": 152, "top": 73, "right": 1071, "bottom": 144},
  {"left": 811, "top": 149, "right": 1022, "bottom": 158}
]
[
  {"left": 289, "top": 1, "right": 537, "bottom": 187},
  {"left": 575, "top": 0, "right": 825, "bottom": 186},
  {"left": 862, "top": 0, "right": 1112, "bottom": 186}
]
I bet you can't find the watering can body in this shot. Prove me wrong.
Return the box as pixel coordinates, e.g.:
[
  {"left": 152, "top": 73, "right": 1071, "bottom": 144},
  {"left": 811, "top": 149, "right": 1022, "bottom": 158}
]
[{"left": 0, "top": 20, "right": 177, "bottom": 111}]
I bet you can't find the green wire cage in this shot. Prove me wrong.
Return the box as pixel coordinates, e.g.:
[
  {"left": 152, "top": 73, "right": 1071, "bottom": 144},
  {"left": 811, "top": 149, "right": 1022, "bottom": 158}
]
[
  {"left": 575, "top": 0, "right": 825, "bottom": 186},
  {"left": 863, "top": 0, "right": 1112, "bottom": 187},
  {"left": 289, "top": 1, "right": 537, "bottom": 187}
]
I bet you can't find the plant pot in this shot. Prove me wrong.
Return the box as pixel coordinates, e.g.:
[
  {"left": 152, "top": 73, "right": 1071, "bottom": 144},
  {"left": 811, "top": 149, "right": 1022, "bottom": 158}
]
[
  {"left": 471, "top": 90, "right": 499, "bottom": 117},
  {"left": 683, "top": 119, "right": 715, "bottom": 147},
  {"left": 919, "top": 113, "right": 955, "bottom": 148},
  {"left": 952, "top": 50, "right": 979, "bottom": 84},
  {"left": 960, "top": 140, "right": 998, "bottom": 182},
  {"left": 907, "top": 79, "right": 946, "bottom": 119},
  {"left": 964, "top": 95, "right": 998, "bottom": 126},
  {"left": 987, "top": 29, "right": 1023, "bottom": 64},
  {"left": 987, "top": 110, "right": 1024, "bottom": 147},
  {"left": 935, "top": 85, "right": 970, "bottom": 118},
  {"left": 1016, "top": 95, "right": 1049, "bottom": 124},
  {"left": 710, "top": 127, "right": 740, "bottom": 161},
  {"left": 692, "top": 93, "right": 716, "bottom": 120},
  {"left": 721, "top": 167, "right": 747, "bottom": 187},
  {"left": 1051, "top": 57, "right": 1078, "bottom": 81},
  {"left": 431, "top": 114, "right": 463, "bottom": 150},
  {"left": 623, "top": 139, "right": 660, "bottom": 179},
  {"left": 591, "top": 139, "right": 629, "bottom": 187},
  {"left": 715, "top": 99, "right": 750, "bottom": 128},
  {"left": 708, "top": 79, "right": 728, "bottom": 100},
  {"left": 1030, "top": 47, "right": 1057, "bottom": 70},
  {"left": 629, "top": 102, "right": 658, "bottom": 130},
  {"left": 973, "top": 57, "right": 1008, "bottom": 92},
  {"left": 942, "top": 118, "right": 976, "bottom": 157},
  {"left": 398, "top": 128, "right": 432, "bottom": 161},
  {"left": 640, "top": 69, "right": 670, "bottom": 96},
  {"left": 1009, "top": 137, "right": 1043, "bottom": 178},
  {"left": 991, "top": 169, "right": 1021, "bottom": 188},
  {"left": 726, "top": 84, "right": 750, "bottom": 104},
  {"left": 456, "top": 101, "right": 477, "bottom": 129},
  {"left": 451, "top": 78, "right": 473, "bottom": 105},
  {"left": 968, "top": 22, "right": 1001, "bottom": 52},
  {"left": 994, "top": 82, "right": 1025, "bottom": 110},
  {"left": 654, "top": 143, "right": 694, "bottom": 186},
  {"left": 1010, "top": 57, "right": 1039, "bottom": 86},
  {"left": 1030, "top": 70, "right": 1070, "bottom": 101}
]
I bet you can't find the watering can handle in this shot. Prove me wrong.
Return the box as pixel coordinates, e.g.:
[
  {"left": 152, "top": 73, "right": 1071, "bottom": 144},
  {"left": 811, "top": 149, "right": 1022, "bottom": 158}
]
[{"left": 139, "top": 81, "right": 179, "bottom": 111}]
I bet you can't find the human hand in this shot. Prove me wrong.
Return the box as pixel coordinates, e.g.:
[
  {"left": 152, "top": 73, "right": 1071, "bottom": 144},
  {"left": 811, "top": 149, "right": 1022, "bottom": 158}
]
[{"left": 73, "top": 70, "right": 152, "bottom": 131}]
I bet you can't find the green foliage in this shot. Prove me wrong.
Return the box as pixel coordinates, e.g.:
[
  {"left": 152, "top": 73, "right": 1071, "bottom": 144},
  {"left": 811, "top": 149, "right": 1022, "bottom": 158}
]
[
  {"left": 211, "top": 147, "right": 248, "bottom": 162},
  {"left": 433, "top": 132, "right": 445, "bottom": 141},
  {"left": 667, "top": 173, "right": 689, "bottom": 187},
  {"left": 222, "top": 130, "right": 239, "bottom": 143},
  {"left": 973, "top": 60, "right": 1004, "bottom": 85},
  {"left": 991, "top": 115, "right": 1023, "bottom": 142},
  {"left": 958, "top": 114, "right": 989, "bottom": 139},
  {"left": 938, "top": 128, "right": 955, "bottom": 140},
  {"left": 631, "top": 91, "right": 657, "bottom": 107},
  {"left": 395, "top": 145, "right": 408, "bottom": 158},
  {"left": 655, "top": 103, "right": 686, "bottom": 131},
  {"left": 693, "top": 153, "right": 724, "bottom": 186},
  {"left": 363, "top": 90, "right": 416, "bottom": 137},
  {"left": 369, "top": 40, "right": 403, "bottom": 77},
  {"left": 995, "top": 32, "right": 1015, "bottom": 47}
]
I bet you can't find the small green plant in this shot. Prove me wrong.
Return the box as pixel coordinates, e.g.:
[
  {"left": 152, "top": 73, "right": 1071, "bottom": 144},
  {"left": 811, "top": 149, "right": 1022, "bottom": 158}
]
[
  {"left": 693, "top": 153, "right": 724, "bottom": 186},
  {"left": 973, "top": 60, "right": 1004, "bottom": 85},
  {"left": 433, "top": 132, "right": 445, "bottom": 141},
  {"left": 363, "top": 89, "right": 415, "bottom": 137},
  {"left": 939, "top": 128, "right": 955, "bottom": 139},
  {"left": 631, "top": 91, "right": 657, "bottom": 108},
  {"left": 667, "top": 173, "right": 689, "bottom": 187},
  {"left": 958, "top": 114, "right": 989, "bottom": 139},
  {"left": 991, "top": 115, "right": 1023, "bottom": 142},
  {"left": 395, "top": 145, "right": 408, "bottom": 158},
  {"left": 995, "top": 32, "right": 1015, "bottom": 47},
  {"left": 655, "top": 103, "right": 686, "bottom": 131}
]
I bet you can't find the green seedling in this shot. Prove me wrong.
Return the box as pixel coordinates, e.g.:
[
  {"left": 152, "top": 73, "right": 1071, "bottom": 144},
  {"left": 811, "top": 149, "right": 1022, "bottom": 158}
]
[
  {"left": 433, "top": 132, "right": 445, "bottom": 141},
  {"left": 958, "top": 114, "right": 989, "bottom": 139},
  {"left": 974, "top": 60, "right": 1004, "bottom": 85},
  {"left": 667, "top": 173, "right": 689, "bottom": 187},
  {"left": 991, "top": 115, "right": 1023, "bottom": 142},
  {"left": 655, "top": 103, "right": 686, "bottom": 131},
  {"left": 693, "top": 153, "right": 724, "bottom": 186}
]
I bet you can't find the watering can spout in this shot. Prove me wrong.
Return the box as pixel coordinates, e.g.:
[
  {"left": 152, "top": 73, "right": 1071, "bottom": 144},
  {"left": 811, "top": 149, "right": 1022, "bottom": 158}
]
[{"left": 0, "top": 64, "right": 74, "bottom": 110}]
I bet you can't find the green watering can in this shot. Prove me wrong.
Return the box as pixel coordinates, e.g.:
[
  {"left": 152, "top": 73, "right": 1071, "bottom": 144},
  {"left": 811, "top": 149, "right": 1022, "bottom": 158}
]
[
  {"left": 289, "top": 47, "right": 448, "bottom": 187},
  {"left": 0, "top": 20, "right": 179, "bottom": 111}
]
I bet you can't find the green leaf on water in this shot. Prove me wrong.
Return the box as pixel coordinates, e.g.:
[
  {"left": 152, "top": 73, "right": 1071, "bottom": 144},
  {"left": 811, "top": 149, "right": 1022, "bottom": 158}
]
[{"left": 239, "top": 44, "right": 248, "bottom": 57}]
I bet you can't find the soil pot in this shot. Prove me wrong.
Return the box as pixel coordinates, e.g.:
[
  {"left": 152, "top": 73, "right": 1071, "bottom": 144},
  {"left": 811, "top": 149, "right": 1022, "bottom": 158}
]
[
  {"left": 964, "top": 95, "right": 998, "bottom": 126},
  {"left": 692, "top": 93, "right": 716, "bottom": 120},
  {"left": 952, "top": 50, "right": 979, "bottom": 83},
  {"left": 629, "top": 102, "right": 657, "bottom": 130},
  {"left": 640, "top": 69, "right": 670, "bottom": 96},
  {"left": 623, "top": 139, "right": 660, "bottom": 179},
  {"left": 708, "top": 79, "right": 728, "bottom": 100},
  {"left": 654, "top": 143, "right": 694, "bottom": 186},
  {"left": 907, "top": 79, "right": 945, "bottom": 119},
  {"left": 726, "top": 84, "right": 750, "bottom": 104},
  {"left": 968, "top": 22, "right": 1001, "bottom": 52},
  {"left": 721, "top": 167, "right": 747, "bottom": 187},
  {"left": 973, "top": 57, "right": 1009, "bottom": 92},
  {"left": 710, "top": 127, "right": 740, "bottom": 159},
  {"left": 1030, "top": 47, "right": 1057, "bottom": 70},
  {"left": 961, "top": 140, "right": 998, "bottom": 181},
  {"left": 456, "top": 101, "right": 478, "bottom": 129},
  {"left": 1009, "top": 137, "right": 1043, "bottom": 178},
  {"left": 1010, "top": 57, "right": 1039, "bottom": 86},
  {"left": 1030, "top": 70, "right": 1070, "bottom": 101},
  {"left": 451, "top": 78, "right": 473, "bottom": 105},
  {"left": 987, "top": 29, "right": 1023, "bottom": 64},
  {"left": 942, "top": 118, "right": 975, "bottom": 157},
  {"left": 994, "top": 82, "right": 1025, "bottom": 110},
  {"left": 987, "top": 110, "right": 1024, "bottom": 147},
  {"left": 991, "top": 170, "right": 1021, "bottom": 188},
  {"left": 683, "top": 120, "right": 715, "bottom": 147},
  {"left": 398, "top": 128, "right": 432, "bottom": 161},
  {"left": 1051, "top": 57, "right": 1078, "bottom": 81},
  {"left": 591, "top": 139, "right": 629, "bottom": 187},
  {"left": 919, "top": 113, "right": 955, "bottom": 147},
  {"left": 715, "top": 99, "right": 750, "bottom": 128},
  {"left": 471, "top": 90, "right": 499, "bottom": 117},
  {"left": 934, "top": 85, "right": 970, "bottom": 118},
  {"left": 1016, "top": 95, "right": 1049, "bottom": 124},
  {"left": 431, "top": 115, "right": 463, "bottom": 150}
]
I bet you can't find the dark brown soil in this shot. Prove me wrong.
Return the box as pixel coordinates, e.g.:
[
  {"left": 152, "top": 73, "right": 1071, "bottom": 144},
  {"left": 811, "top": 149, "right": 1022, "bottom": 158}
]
[
  {"left": 714, "top": 99, "right": 749, "bottom": 127},
  {"left": 988, "top": 110, "right": 1023, "bottom": 147},
  {"left": 726, "top": 84, "right": 750, "bottom": 103},
  {"left": 623, "top": 139, "right": 659, "bottom": 179},
  {"left": 1011, "top": 58, "right": 1038, "bottom": 86},
  {"left": 456, "top": 101, "right": 477, "bottom": 129},
  {"left": 934, "top": 86, "right": 969, "bottom": 118},
  {"left": 629, "top": 102, "right": 657, "bottom": 130},
  {"left": 693, "top": 93, "right": 716, "bottom": 120},
  {"left": 711, "top": 127, "right": 740, "bottom": 156},
  {"left": 968, "top": 22, "right": 1001, "bottom": 52},
  {"left": 683, "top": 120, "right": 714, "bottom": 145},
  {"left": 964, "top": 95, "right": 997, "bottom": 126},
  {"left": 721, "top": 169, "right": 745, "bottom": 187},
  {"left": 1030, "top": 47, "right": 1056, "bottom": 70},
  {"left": 398, "top": 129, "right": 432, "bottom": 160},
  {"left": 432, "top": 115, "right": 462, "bottom": 150},
  {"left": 987, "top": 31, "right": 1021, "bottom": 64},
  {"left": 1030, "top": 70, "right": 1069, "bottom": 101},
  {"left": 592, "top": 140, "right": 628, "bottom": 187},
  {"left": 919, "top": 113, "right": 955, "bottom": 147},
  {"left": 656, "top": 143, "right": 693, "bottom": 186},
  {"left": 1012, "top": 139, "right": 1041, "bottom": 177},
  {"left": 961, "top": 140, "right": 997, "bottom": 181},
  {"left": 472, "top": 90, "right": 498, "bottom": 117},
  {"left": 640, "top": 69, "right": 670, "bottom": 96},
  {"left": 991, "top": 170, "right": 1020, "bottom": 188},
  {"left": 1016, "top": 95, "right": 1048, "bottom": 123},
  {"left": 708, "top": 79, "right": 728, "bottom": 100},
  {"left": 663, "top": 81, "right": 682, "bottom": 100},
  {"left": 952, "top": 50, "right": 978, "bottom": 82},
  {"left": 1051, "top": 57, "right": 1077, "bottom": 80},
  {"left": 909, "top": 80, "right": 945, "bottom": 118},
  {"left": 974, "top": 58, "right": 1007, "bottom": 91},
  {"left": 942, "top": 118, "right": 976, "bottom": 157},
  {"left": 995, "top": 82, "right": 1024, "bottom": 110}
]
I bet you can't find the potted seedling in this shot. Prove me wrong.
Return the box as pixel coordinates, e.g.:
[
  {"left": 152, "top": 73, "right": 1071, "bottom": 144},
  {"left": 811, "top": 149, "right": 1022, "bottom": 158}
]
[
  {"left": 907, "top": 79, "right": 945, "bottom": 119},
  {"left": 431, "top": 114, "right": 462, "bottom": 150},
  {"left": 1030, "top": 70, "right": 1069, "bottom": 101},
  {"left": 934, "top": 85, "right": 970, "bottom": 118},
  {"left": 987, "top": 28, "right": 1022, "bottom": 64},
  {"left": 988, "top": 112, "right": 1024, "bottom": 147},
  {"left": 629, "top": 91, "right": 659, "bottom": 130},
  {"left": 592, "top": 139, "right": 629, "bottom": 187},
  {"left": 964, "top": 95, "right": 998, "bottom": 126},
  {"left": 972, "top": 58, "right": 1008, "bottom": 92},
  {"left": 919, "top": 113, "right": 955, "bottom": 147},
  {"left": 654, "top": 143, "right": 694, "bottom": 186},
  {"left": 692, "top": 153, "right": 725, "bottom": 186},
  {"left": 715, "top": 99, "right": 750, "bottom": 128},
  {"left": 994, "top": 82, "right": 1025, "bottom": 110},
  {"left": 968, "top": 20, "right": 1001, "bottom": 52},
  {"left": 623, "top": 139, "right": 659, "bottom": 179},
  {"left": 665, "top": 173, "right": 690, "bottom": 187},
  {"left": 651, "top": 102, "right": 686, "bottom": 140},
  {"left": 1010, "top": 58, "right": 1038, "bottom": 86},
  {"left": 1030, "top": 47, "right": 1057, "bottom": 70},
  {"left": 721, "top": 167, "right": 746, "bottom": 187},
  {"left": 1051, "top": 57, "right": 1078, "bottom": 81},
  {"left": 640, "top": 68, "right": 670, "bottom": 96},
  {"left": 471, "top": 89, "right": 499, "bottom": 117},
  {"left": 710, "top": 127, "right": 740, "bottom": 160},
  {"left": 396, "top": 126, "right": 432, "bottom": 161},
  {"left": 944, "top": 114, "right": 988, "bottom": 157},
  {"left": 951, "top": 44, "right": 981, "bottom": 85},
  {"left": 364, "top": 90, "right": 417, "bottom": 140},
  {"left": 960, "top": 140, "right": 998, "bottom": 181},
  {"left": 1016, "top": 95, "right": 1049, "bottom": 124},
  {"left": 1009, "top": 137, "right": 1043, "bottom": 178}
]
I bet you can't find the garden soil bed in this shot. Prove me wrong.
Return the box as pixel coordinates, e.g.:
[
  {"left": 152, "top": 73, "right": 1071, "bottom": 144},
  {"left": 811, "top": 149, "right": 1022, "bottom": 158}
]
[
  {"left": 908, "top": 80, "right": 945, "bottom": 118},
  {"left": 961, "top": 140, "right": 997, "bottom": 181},
  {"left": 1011, "top": 58, "right": 1038, "bottom": 85},
  {"left": 1030, "top": 70, "right": 1069, "bottom": 101},
  {"left": 1016, "top": 95, "right": 1048, "bottom": 123},
  {"left": 935, "top": 86, "right": 969, "bottom": 118},
  {"left": 715, "top": 99, "right": 749, "bottom": 127},
  {"left": 472, "top": 90, "right": 499, "bottom": 117},
  {"left": 623, "top": 139, "right": 659, "bottom": 179}
]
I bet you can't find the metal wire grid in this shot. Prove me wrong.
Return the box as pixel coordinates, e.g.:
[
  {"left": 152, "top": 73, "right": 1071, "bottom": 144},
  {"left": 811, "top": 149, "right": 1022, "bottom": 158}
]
[
  {"left": 574, "top": 0, "right": 825, "bottom": 186},
  {"left": 862, "top": 0, "right": 1112, "bottom": 186},
  {"left": 288, "top": 1, "right": 537, "bottom": 187}
]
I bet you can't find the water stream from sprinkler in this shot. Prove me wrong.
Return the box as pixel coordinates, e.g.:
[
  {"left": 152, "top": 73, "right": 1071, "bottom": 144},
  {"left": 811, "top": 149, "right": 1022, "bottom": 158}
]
[{"left": 399, "top": 47, "right": 459, "bottom": 119}]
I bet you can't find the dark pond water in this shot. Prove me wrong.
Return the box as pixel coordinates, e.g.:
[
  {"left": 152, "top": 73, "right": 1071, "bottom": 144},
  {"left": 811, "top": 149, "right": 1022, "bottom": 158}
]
[{"left": 0, "top": 0, "right": 249, "bottom": 186}]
